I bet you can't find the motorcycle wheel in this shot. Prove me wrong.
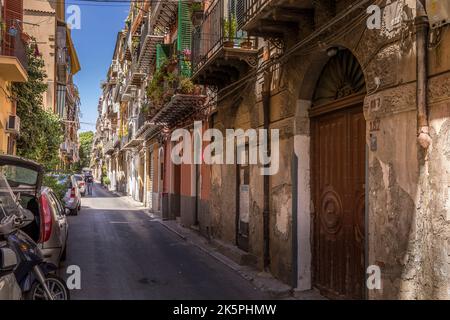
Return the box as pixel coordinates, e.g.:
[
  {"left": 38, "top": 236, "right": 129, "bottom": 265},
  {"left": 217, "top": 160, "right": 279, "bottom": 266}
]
[{"left": 25, "top": 274, "right": 70, "bottom": 300}]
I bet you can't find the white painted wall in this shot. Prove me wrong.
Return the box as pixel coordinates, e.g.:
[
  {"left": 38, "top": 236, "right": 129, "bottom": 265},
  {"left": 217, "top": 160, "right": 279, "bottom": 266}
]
[{"left": 295, "top": 99, "right": 312, "bottom": 290}]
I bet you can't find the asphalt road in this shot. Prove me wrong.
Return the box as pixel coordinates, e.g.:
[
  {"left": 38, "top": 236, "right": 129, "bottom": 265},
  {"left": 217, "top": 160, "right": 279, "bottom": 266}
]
[{"left": 62, "top": 183, "right": 269, "bottom": 300}]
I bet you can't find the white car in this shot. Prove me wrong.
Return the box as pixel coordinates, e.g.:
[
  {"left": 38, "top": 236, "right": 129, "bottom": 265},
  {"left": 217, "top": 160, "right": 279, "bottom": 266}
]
[
  {"left": 0, "top": 155, "right": 69, "bottom": 267},
  {"left": 74, "top": 174, "right": 86, "bottom": 196}
]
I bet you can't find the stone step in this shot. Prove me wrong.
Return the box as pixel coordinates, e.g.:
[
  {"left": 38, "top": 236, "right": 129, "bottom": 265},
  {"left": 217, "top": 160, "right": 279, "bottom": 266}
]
[{"left": 211, "top": 238, "right": 257, "bottom": 267}]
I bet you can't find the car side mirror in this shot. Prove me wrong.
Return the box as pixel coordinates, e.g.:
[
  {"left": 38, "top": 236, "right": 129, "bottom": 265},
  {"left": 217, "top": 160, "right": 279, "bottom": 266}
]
[{"left": 0, "top": 248, "right": 18, "bottom": 271}]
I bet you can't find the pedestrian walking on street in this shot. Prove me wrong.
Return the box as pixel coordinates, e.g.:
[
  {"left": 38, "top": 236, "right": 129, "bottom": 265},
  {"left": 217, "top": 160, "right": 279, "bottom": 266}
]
[{"left": 85, "top": 173, "right": 94, "bottom": 195}]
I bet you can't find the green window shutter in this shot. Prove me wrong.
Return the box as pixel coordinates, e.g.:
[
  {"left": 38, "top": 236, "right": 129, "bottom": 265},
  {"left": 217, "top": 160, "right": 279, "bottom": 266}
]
[
  {"left": 156, "top": 44, "right": 170, "bottom": 71},
  {"left": 177, "top": 0, "right": 193, "bottom": 77}
]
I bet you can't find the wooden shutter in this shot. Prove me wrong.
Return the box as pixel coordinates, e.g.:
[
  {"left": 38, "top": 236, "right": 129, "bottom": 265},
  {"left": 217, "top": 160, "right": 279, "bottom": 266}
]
[
  {"left": 156, "top": 43, "right": 170, "bottom": 70},
  {"left": 177, "top": 0, "right": 193, "bottom": 77},
  {"left": 2, "top": 0, "right": 23, "bottom": 55}
]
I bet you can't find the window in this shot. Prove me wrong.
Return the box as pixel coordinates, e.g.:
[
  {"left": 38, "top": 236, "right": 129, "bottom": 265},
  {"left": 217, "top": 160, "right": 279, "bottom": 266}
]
[
  {"left": 45, "top": 193, "right": 60, "bottom": 220},
  {"left": 49, "top": 192, "right": 64, "bottom": 217},
  {"left": 47, "top": 192, "right": 63, "bottom": 218},
  {"left": 1, "top": 165, "right": 38, "bottom": 188}
]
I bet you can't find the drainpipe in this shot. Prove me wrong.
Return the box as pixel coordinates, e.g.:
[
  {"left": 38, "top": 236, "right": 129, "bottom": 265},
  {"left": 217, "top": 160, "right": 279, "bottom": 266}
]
[
  {"left": 416, "top": 0, "right": 432, "bottom": 149},
  {"left": 262, "top": 68, "right": 272, "bottom": 270}
]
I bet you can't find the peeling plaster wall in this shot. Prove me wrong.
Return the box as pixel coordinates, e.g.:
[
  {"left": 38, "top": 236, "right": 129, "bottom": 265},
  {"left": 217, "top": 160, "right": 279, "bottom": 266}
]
[
  {"left": 205, "top": 0, "right": 450, "bottom": 297},
  {"left": 289, "top": 0, "right": 450, "bottom": 299}
]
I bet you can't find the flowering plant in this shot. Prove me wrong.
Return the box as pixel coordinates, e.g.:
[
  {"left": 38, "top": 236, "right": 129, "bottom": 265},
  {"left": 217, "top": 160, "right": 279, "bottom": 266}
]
[{"left": 182, "top": 48, "right": 191, "bottom": 59}]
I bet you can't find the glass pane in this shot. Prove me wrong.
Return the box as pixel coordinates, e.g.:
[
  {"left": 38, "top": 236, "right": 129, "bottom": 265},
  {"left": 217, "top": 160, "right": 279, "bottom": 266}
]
[{"left": 0, "top": 165, "right": 38, "bottom": 188}]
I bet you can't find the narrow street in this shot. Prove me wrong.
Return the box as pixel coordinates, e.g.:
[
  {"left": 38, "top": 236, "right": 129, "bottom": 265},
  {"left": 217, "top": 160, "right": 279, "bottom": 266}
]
[{"left": 63, "top": 183, "right": 269, "bottom": 300}]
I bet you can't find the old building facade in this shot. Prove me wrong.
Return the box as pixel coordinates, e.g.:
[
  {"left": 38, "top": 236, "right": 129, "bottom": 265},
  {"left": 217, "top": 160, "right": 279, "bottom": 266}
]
[
  {"left": 0, "top": 0, "right": 28, "bottom": 155},
  {"left": 94, "top": 0, "right": 450, "bottom": 299},
  {"left": 23, "top": 0, "right": 81, "bottom": 168}
]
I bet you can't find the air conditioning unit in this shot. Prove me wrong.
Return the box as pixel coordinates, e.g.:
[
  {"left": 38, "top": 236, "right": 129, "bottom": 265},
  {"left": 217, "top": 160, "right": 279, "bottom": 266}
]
[
  {"left": 427, "top": 0, "right": 450, "bottom": 29},
  {"left": 5, "top": 115, "right": 20, "bottom": 135},
  {"left": 60, "top": 142, "right": 68, "bottom": 152}
]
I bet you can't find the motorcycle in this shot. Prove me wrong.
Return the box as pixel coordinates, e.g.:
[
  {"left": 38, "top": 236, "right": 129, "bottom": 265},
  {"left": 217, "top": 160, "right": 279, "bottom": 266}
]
[
  {"left": 0, "top": 174, "right": 70, "bottom": 300},
  {"left": 0, "top": 247, "right": 21, "bottom": 300}
]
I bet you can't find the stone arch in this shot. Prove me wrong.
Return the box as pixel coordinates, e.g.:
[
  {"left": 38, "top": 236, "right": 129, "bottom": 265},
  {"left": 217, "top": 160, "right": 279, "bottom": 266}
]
[{"left": 297, "top": 46, "right": 368, "bottom": 103}]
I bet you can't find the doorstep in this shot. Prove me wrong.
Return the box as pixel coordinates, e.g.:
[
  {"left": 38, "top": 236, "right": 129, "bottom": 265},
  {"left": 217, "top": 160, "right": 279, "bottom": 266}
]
[{"left": 150, "top": 214, "right": 299, "bottom": 299}]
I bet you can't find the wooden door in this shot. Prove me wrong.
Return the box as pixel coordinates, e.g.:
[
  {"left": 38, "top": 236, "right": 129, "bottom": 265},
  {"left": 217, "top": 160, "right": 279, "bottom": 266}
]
[
  {"left": 236, "top": 163, "right": 250, "bottom": 252},
  {"left": 139, "top": 153, "right": 145, "bottom": 202},
  {"left": 311, "top": 103, "right": 366, "bottom": 299}
]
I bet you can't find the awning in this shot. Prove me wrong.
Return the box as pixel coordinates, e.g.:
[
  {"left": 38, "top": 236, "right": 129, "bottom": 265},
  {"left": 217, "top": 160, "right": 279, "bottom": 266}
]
[{"left": 66, "top": 27, "right": 81, "bottom": 74}]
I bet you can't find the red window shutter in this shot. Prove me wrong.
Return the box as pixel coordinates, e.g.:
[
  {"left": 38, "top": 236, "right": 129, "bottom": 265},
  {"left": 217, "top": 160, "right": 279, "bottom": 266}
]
[{"left": 2, "top": 0, "right": 23, "bottom": 55}]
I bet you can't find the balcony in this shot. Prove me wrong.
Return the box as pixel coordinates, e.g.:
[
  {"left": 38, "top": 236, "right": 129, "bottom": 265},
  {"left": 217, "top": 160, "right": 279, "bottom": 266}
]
[
  {"left": 123, "top": 30, "right": 133, "bottom": 61},
  {"left": 150, "top": 0, "right": 178, "bottom": 33},
  {"left": 111, "top": 60, "right": 119, "bottom": 77},
  {"left": 0, "top": 30, "right": 28, "bottom": 82},
  {"left": 103, "top": 134, "right": 120, "bottom": 155},
  {"left": 107, "top": 102, "right": 120, "bottom": 118},
  {"left": 129, "top": 64, "right": 146, "bottom": 87},
  {"left": 121, "top": 117, "right": 144, "bottom": 150},
  {"left": 151, "top": 93, "right": 207, "bottom": 127},
  {"left": 137, "top": 16, "right": 165, "bottom": 73},
  {"left": 146, "top": 54, "right": 207, "bottom": 127},
  {"left": 192, "top": 0, "right": 258, "bottom": 89},
  {"left": 104, "top": 139, "right": 115, "bottom": 155},
  {"left": 134, "top": 112, "right": 160, "bottom": 140},
  {"left": 238, "top": 0, "right": 314, "bottom": 38},
  {"left": 122, "top": 78, "right": 137, "bottom": 101},
  {"left": 113, "top": 81, "right": 123, "bottom": 103}
]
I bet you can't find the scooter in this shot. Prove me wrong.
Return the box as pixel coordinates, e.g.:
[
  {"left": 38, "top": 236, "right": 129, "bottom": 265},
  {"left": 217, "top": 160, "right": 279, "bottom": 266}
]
[
  {"left": 0, "top": 175, "right": 70, "bottom": 300},
  {"left": 0, "top": 246, "right": 21, "bottom": 300}
]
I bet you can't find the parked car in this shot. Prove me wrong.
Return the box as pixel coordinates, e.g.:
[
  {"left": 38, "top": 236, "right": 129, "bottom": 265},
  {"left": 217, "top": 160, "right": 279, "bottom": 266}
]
[
  {"left": 0, "top": 155, "right": 69, "bottom": 267},
  {"left": 74, "top": 174, "right": 86, "bottom": 196},
  {"left": 53, "top": 174, "right": 81, "bottom": 216}
]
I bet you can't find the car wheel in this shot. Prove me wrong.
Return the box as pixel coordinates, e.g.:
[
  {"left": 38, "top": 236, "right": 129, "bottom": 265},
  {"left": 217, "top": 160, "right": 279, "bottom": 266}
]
[
  {"left": 70, "top": 208, "right": 78, "bottom": 216},
  {"left": 25, "top": 274, "right": 70, "bottom": 300}
]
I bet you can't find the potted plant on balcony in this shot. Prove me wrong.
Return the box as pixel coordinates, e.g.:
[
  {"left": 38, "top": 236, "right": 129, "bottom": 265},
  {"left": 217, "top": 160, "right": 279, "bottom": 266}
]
[
  {"left": 223, "top": 15, "right": 237, "bottom": 48},
  {"left": 132, "top": 36, "right": 140, "bottom": 52},
  {"left": 190, "top": 2, "right": 204, "bottom": 26},
  {"left": 164, "top": 72, "right": 177, "bottom": 94},
  {"left": 240, "top": 34, "right": 253, "bottom": 50},
  {"left": 179, "top": 77, "right": 195, "bottom": 95}
]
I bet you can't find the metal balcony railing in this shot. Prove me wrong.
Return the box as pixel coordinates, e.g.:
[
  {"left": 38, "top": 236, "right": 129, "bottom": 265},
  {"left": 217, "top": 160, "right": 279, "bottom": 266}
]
[
  {"left": 236, "top": 0, "right": 272, "bottom": 29},
  {"left": 138, "top": 15, "right": 165, "bottom": 72},
  {"left": 1, "top": 29, "right": 28, "bottom": 70},
  {"left": 150, "top": 0, "right": 178, "bottom": 32},
  {"left": 192, "top": 0, "right": 258, "bottom": 75}
]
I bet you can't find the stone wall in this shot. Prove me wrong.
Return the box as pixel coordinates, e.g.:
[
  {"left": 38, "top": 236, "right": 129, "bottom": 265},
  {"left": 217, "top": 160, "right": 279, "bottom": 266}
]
[{"left": 204, "top": 0, "right": 450, "bottom": 298}]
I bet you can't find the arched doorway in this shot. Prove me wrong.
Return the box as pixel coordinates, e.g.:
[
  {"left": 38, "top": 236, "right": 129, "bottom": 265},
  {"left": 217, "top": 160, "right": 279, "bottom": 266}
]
[{"left": 310, "top": 49, "right": 366, "bottom": 299}]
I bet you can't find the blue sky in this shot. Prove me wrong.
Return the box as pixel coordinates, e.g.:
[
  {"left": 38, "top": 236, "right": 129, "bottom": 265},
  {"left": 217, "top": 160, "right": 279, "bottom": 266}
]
[{"left": 69, "top": 2, "right": 129, "bottom": 132}]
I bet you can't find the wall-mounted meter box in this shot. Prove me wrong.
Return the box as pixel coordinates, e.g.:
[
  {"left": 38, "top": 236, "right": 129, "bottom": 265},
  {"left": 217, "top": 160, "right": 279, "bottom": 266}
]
[{"left": 427, "top": 0, "right": 450, "bottom": 29}]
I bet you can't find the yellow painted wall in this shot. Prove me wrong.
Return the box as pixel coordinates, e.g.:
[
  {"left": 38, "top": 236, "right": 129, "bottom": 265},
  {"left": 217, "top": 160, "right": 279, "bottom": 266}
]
[
  {"left": 0, "top": 78, "right": 15, "bottom": 155},
  {"left": 23, "top": 0, "right": 57, "bottom": 113}
]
